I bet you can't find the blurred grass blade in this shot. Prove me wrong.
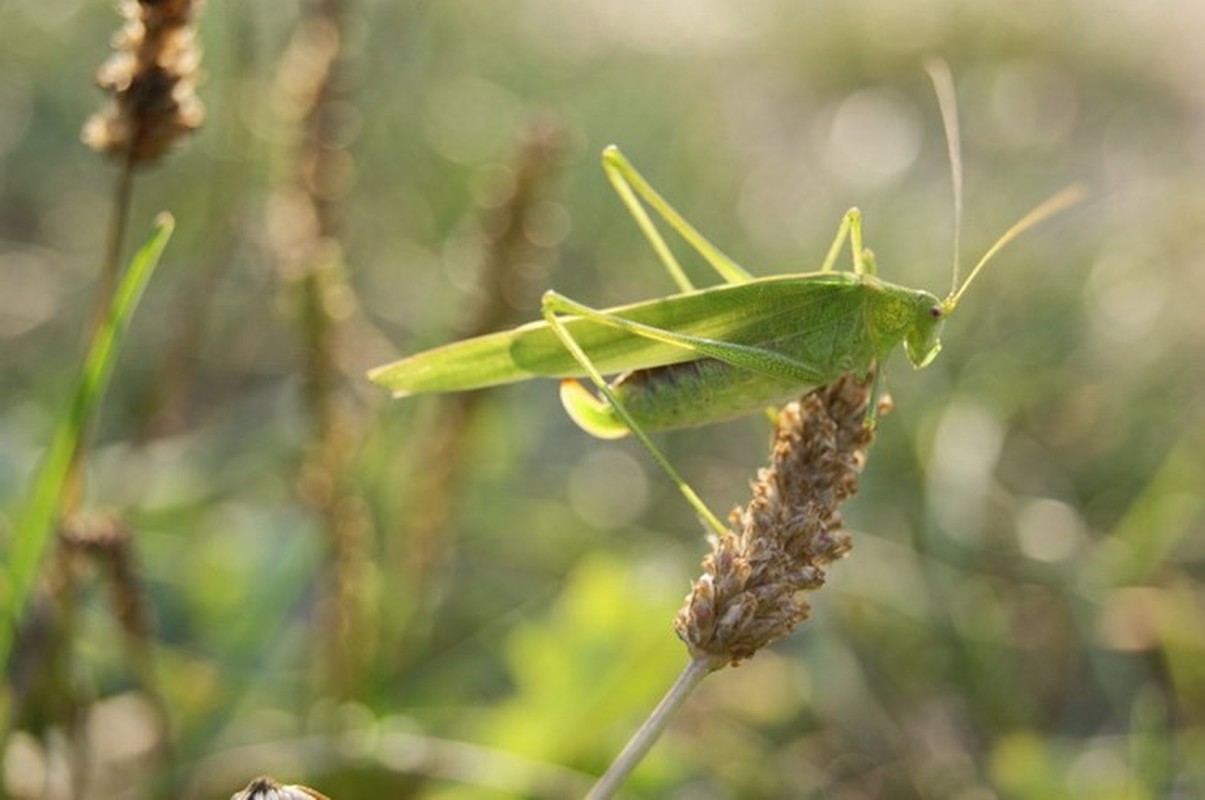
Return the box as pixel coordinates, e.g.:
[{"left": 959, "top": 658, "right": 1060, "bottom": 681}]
[{"left": 0, "top": 213, "right": 174, "bottom": 665}]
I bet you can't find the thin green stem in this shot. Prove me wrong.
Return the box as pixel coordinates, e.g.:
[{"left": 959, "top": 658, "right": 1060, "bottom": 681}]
[
  {"left": 588, "top": 656, "right": 722, "bottom": 798},
  {"left": 66, "top": 154, "right": 136, "bottom": 515},
  {"left": 92, "top": 152, "right": 137, "bottom": 338}
]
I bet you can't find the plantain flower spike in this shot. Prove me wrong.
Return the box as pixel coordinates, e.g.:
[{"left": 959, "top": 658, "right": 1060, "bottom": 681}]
[
  {"left": 83, "top": 0, "right": 205, "bottom": 165},
  {"left": 675, "top": 373, "right": 888, "bottom": 665}
]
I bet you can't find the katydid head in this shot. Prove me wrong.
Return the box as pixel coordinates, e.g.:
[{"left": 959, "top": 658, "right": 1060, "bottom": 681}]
[{"left": 903, "top": 290, "right": 945, "bottom": 369}]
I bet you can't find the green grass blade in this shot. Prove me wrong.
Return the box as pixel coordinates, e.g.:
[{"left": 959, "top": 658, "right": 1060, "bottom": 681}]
[{"left": 0, "top": 213, "right": 174, "bottom": 665}]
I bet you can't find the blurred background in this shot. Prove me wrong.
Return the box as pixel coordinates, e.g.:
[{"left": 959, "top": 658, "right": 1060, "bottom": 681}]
[{"left": 2, "top": 0, "right": 1204, "bottom": 797}]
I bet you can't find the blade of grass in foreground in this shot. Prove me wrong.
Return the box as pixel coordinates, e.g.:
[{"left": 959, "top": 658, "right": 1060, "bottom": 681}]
[{"left": 0, "top": 213, "right": 174, "bottom": 665}]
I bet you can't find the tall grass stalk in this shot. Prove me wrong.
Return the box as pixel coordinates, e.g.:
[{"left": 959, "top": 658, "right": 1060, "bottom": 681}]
[
  {"left": 390, "top": 120, "right": 566, "bottom": 664},
  {"left": 270, "top": 0, "right": 376, "bottom": 694}
]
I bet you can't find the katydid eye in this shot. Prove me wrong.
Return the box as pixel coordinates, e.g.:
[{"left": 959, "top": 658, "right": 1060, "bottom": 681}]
[{"left": 929, "top": 306, "right": 942, "bottom": 319}]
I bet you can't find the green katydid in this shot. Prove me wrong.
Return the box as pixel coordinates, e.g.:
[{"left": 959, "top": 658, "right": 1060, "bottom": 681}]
[{"left": 369, "top": 65, "right": 1080, "bottom": 535}]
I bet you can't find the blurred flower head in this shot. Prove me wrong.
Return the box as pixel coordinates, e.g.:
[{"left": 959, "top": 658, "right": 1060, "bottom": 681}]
[{"left": 82, "top": 0, "right": 205, "bottom": 166}]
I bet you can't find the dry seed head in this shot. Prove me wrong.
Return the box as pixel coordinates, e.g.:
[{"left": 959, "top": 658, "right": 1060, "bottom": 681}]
[
  {"left": 83, "top": 0, "right": 205, "bottom": 165},
  {"left": 674, "top": 373, "right": 886, "bottom": 665},
  {"left": 231, "top": 776, "right": 330, "bottom": 800}
]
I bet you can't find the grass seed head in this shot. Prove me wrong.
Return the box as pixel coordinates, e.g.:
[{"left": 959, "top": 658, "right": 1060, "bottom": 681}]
[
  {"left": 675, "top": 373, "right": 887, "bottom": 665},
  {"left": 83, "top": 0, "right": 205, "bottom": 165},
  {"left": 231, "top": 776, "right": 330, "bottom": 800}
]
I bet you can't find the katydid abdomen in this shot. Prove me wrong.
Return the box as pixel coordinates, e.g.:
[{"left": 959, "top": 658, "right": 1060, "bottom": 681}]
[{"left": 560, "top": 356, "right": 817, "bottom": 438}]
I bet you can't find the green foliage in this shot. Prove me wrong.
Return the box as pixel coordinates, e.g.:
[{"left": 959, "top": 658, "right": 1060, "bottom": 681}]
[{"left": 479, "top": 556, "right": 684, "bottom": 767}]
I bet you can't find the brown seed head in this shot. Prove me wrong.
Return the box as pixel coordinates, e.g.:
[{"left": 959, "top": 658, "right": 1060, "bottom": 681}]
[
  {"left": 674, "top": 373, "right": 888, "bottom": 665},
  {"left": 231, "top": 776, "right": 330, "bottom": 800},
  {"left": 83, "top": 0, "right": 205, "bottom": 165}
]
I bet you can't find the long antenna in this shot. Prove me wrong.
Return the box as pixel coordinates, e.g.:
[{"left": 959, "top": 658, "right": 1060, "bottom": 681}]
[
  {"left": 925, "top": 59, "right": 963, "bottom": 297},
  {"left": 942, "top": 185, "right": 1084, "bottom": 314}
]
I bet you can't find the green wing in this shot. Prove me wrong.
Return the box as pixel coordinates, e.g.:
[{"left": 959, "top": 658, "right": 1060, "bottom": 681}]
[{"left": 368, "top": 272, "right": 868, "bottom": 396}]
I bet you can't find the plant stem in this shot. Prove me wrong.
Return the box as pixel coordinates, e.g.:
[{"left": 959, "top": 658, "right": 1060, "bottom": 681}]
[
  {"left": 93, "top": 151, "right": 136, "bottom": 339},
  {"left": 587, "top": 655, "right": 722, "bottom": 799},
  {"left": 63, "top": 152, "right": 136, "bottom": 516}
]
